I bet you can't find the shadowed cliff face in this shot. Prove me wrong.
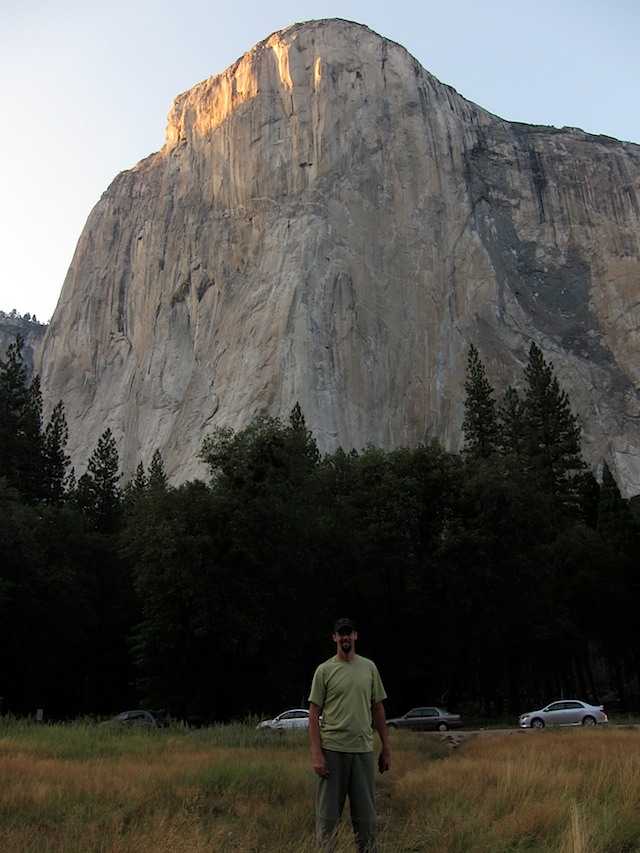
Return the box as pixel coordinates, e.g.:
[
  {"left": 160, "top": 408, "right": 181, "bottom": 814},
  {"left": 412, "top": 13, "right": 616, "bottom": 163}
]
[{"left": 36, "top": 19, "right": 640, "bottom": 494}]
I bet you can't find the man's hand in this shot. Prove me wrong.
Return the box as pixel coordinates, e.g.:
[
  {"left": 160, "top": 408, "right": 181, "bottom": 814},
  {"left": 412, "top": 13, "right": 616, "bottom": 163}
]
[
  {"left": 313, "top": 752, "right": 330, "bottom": 779},
  {"left": 378, "top": 746, "right": 391, "bottom": 774}
]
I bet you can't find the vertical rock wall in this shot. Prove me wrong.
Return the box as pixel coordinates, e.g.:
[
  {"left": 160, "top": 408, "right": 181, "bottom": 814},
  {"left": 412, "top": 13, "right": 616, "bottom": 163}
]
[{"left": 37, "top": 20, "right": 640, "bottom": 494}]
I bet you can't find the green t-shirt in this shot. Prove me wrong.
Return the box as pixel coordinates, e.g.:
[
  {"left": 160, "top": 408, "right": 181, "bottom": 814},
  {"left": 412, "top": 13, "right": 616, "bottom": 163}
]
[{"left": 308, "top": 654, "right": 387, "bottom": 753}]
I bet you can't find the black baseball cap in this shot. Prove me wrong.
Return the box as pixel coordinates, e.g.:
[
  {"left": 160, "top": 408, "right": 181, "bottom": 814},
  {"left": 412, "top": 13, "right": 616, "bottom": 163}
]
[{"left": 333, "top": 617, "right": 356, "bottom": 633}]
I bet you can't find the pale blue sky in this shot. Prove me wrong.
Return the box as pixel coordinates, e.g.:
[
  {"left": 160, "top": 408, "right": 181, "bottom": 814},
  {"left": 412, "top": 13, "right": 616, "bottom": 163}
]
[{"left": 1, "top": 0, "right": 638, "bottom": 321}]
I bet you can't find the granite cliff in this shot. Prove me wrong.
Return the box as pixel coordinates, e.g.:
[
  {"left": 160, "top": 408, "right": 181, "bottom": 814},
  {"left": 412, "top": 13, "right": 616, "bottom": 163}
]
[{"left": 36, "top": 19, "right": 640, "bottom": 494}]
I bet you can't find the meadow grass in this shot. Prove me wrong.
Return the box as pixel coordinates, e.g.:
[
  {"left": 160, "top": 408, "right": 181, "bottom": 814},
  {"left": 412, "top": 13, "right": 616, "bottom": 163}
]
[{"left": 1, "top": 718, "right": 640, "bottom": 851}]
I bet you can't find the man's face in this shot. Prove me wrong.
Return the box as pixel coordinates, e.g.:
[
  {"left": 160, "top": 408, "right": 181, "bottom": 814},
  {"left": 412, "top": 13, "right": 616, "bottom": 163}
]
[{"left": 334, "top": 628, "right": 357, "bottom": 654}]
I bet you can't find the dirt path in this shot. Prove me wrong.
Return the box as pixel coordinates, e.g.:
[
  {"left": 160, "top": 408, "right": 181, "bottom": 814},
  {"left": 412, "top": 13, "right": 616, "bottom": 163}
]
[{"left": 439, "top": 727, "right": 529, "bottom": 752}]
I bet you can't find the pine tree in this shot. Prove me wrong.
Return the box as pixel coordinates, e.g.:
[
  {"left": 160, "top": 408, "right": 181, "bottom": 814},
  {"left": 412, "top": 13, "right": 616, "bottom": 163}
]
[
  {"left": 121, "top": 462, "right": 148, "bottom": 510},
  {"left": 520, "top": 342, "right": 586, "bottom": 514},
  {"left": 133, "top": 462, "right": 148, "bottom": 491},
  {"left": 148, "top": 449, "right": 167, "bottom": 490},
  {"left": 0, "top": 335, "right": 44, "bottom": 501},
  {"left": 288, "top": 402, "right": 321, "bottom": 470},
  {"left": 42, "top": 401, "right": 71, "bottom": 504},
  {"left": 462, "top": 345, "right": 499, "bottom": 458},
  {"left": 499, "top": 386, "right": 525, "bottom": 456},
  {"left": 597, "top": 463, "right": 638, "bottom": 555},
  {"left": 75, "top": 428, "right": 122, "bottom": 531}
]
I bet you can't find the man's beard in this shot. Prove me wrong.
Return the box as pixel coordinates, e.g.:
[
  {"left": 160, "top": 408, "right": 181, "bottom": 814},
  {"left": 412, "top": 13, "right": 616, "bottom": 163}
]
[{"left": 340, "top": 638, "right": 352, "bottom": 653}]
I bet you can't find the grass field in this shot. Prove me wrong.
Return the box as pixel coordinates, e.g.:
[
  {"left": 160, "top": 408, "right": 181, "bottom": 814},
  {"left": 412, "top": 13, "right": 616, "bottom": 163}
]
[{"left": 1, "top": 717, "right": 640, "bottom": 852}]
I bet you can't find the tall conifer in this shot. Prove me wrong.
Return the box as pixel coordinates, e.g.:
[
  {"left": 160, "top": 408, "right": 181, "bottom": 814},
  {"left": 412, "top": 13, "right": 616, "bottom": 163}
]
[
  {"left": 76, "top": 428, "right": 122, "bottom": 531},
  {"left": 462, "top": 344, "right": 499, "bottom": 458},
  {"left": 42, "top": 401, "right": 71, "bottom": 504},
  {"left": 0, "top": 335, "right": 44, "bottom": 501}
]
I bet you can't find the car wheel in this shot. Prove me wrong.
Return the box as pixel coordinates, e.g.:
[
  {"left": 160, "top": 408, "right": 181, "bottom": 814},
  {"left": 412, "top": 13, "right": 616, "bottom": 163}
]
[
  {"left": 388, "top": 722, "right": 398, "bottom": 729},
  {"left": 531, "top": 718, "right": 545, "bottom": 729},
  {"left": 582, "top": 715, "right": 596, "bottom": 726},
  {"left": 436, "top": 722, "right": 450, "bottom": 732}
]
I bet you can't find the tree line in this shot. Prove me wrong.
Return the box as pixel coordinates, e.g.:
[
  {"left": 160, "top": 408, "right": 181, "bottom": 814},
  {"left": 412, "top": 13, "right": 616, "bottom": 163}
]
[
  {"left": 0, "top": 309, "right": 45, "bottom": 325},
  {"left": 1, "top": 335, "right": 639, "bottom": 722}
]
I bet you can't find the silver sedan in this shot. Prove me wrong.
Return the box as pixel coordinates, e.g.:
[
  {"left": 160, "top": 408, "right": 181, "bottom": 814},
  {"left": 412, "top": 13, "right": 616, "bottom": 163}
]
[
  {"left": 519, "top": 700, "right": 608, "bottom": 729},
  {"left": 256, "top": 708, "right": 310, "bottom": 731}
]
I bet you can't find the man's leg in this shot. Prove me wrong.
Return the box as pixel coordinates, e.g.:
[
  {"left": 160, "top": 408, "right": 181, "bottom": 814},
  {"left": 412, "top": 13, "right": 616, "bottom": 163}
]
[
  {"left": 348, "top": 752, "right": 378, "bottom": 853},
  {"left": 316, "top": 750, "right": 349, "bottom": 851}
]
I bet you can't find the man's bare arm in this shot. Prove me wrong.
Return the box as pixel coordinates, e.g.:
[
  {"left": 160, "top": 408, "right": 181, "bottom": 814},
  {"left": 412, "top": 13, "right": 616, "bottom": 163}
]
[
  {"left": 372, "top": 700, "right": 391, "bottom": 772},
  {"left": 309, "top": 702, "right": 329, "bottom": 778}
]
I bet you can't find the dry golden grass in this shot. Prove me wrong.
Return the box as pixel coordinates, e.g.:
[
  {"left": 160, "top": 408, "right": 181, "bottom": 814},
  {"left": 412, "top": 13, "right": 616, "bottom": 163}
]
[
  {"left": 2, "top": 721, "right": 640, "bottom": 851},
  {"left": 386, "top": 728, "right": 640, "bottom": 852}
]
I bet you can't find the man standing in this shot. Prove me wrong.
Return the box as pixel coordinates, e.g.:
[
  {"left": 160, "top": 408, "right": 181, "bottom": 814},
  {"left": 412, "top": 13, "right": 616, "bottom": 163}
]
[{"left": 308, "top": 618, "right": 391, "bottom": 852}]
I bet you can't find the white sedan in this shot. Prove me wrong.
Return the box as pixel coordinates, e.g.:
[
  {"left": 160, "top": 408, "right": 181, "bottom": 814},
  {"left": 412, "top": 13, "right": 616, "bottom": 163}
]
[
  {"left": 256, "top": 708, "right": 310, "bottom": 731},
  {"left": 519, "top": 699, "right": 608, "bottom": 729}
]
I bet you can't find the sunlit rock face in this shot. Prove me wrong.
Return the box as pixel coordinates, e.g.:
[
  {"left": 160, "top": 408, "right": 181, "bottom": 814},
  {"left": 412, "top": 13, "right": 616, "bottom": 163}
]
[{"left": 36, "top": 19, "right": 640, "bottom": 494}]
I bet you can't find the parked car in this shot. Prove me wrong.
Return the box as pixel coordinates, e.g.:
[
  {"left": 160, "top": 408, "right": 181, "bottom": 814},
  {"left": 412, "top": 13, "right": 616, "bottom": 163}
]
[
  {"left": 387, "top": 707, "right": 462, "bottom": 732},
  {"left": 519, "top": 700, "right": 608, "bottom": 729},
  {"left": 256, "top": 708, "right": 310, "bottom": 731},
  {"left": 107, "top": 709, "right": 165, "bottom": 728}
]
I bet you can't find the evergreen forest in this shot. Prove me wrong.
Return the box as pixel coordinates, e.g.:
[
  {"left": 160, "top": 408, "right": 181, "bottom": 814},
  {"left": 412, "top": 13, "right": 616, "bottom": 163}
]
[{"left": 1, "top": 336, "right": 639, "bottom": 723}]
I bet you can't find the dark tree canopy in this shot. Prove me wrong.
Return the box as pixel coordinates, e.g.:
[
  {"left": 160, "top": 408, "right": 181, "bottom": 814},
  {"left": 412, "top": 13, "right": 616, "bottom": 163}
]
[{"left": 2, "top": 337, "right": 640, "bottom": 721}]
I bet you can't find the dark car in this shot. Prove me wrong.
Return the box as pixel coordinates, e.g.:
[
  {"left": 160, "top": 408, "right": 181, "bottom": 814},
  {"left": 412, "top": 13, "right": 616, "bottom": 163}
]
[
  {"left": 387, "top": 706, "right": 462, "bottom": 732},
  {"left": 113, "top": 709, "right": 165, "bottom": 728}
]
